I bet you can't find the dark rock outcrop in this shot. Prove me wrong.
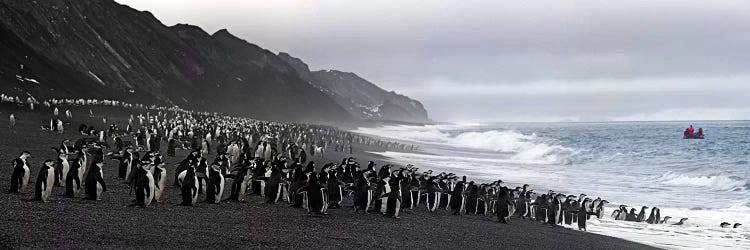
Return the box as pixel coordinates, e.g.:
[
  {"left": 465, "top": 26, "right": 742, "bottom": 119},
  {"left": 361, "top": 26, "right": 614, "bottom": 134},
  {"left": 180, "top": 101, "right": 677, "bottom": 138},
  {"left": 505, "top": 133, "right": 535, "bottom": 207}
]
[{"left": 0, "top": 0, "right": 350, "bottom": 123}]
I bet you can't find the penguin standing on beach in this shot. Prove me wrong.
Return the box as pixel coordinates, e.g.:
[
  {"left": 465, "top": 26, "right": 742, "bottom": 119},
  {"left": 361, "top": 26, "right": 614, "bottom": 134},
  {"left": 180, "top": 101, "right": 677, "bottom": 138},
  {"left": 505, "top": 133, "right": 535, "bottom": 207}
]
[
  {"left": 8, "top": 151, "right": 31, "bottom": 193},
  {"left": 399, "top": 171, "right": 412, "bottom": 211},
  {"left": 174, "top": 151, "right": 198, "bottom": 186},
  {"left": 353, "top": 170, "right": 372, "bottom": 213},
  {"left": 205, "top": 164, "right": 225, "bottom": 204},
  {"left": 421, "top": 177, "right": 436, "bottom": 212},
  {"left": 327, "top": 170, "right": 344, "bottom": 209},
  {"left": 299, "top": 174, "right": 325, "bottom": 215},
  {"left": 496, "top": 187, "right": 512, "bottom": 224},
  {"left": 264, "top": 163, "right": 284, "bottom": 204},
  {"left": 84, "top": 161, "right": 106, "bottom": 201},
  {"left": 577, "top": 198, "right": 592, "bottom": 231},
  {"left": 450, "top": 176, "right": 467, "bottom": 215},
  {"left": 179, "top": 165, "right": 199, "bottom": 206},
  {"left": 132, "top": 163, "right": 155, "bottom": 207},
  {"left": 385, "top": 173, "right": 403, "bottom": 218},
  {"left": 230, "top": 164, "right": 253, "bottom": 202},
  {"left": 195, "top": 156, "right": 209, "bottom": 194},
  {"left": 33, "top": 160, "right": 56, "bottom": 202},
  {"left": 152, "top": 159, "right": 167, "bottom": 203},
  {"left": 54, "top": 152, "right": 70, "bottom": 187},
  {"left": 63, "top": 159, "right": 82, "bottom": 197}
]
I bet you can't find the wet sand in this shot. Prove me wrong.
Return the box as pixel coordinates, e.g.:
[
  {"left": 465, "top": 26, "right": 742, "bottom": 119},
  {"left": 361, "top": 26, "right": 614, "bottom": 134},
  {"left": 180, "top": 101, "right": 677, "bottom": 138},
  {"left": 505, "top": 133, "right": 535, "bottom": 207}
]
[{"left": 0, "top": 104, "right": 656, "bottom": 249}]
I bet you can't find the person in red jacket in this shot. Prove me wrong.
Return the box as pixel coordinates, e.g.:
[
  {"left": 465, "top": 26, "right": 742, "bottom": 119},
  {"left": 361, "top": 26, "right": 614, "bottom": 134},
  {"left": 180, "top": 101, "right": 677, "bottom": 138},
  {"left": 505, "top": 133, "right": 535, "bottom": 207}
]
[
  {"left": 697, "top": 128, "right": 703, "bottom": 137},
  {"left": 687, "top": 125, "right": 694, "bottom": 135}
]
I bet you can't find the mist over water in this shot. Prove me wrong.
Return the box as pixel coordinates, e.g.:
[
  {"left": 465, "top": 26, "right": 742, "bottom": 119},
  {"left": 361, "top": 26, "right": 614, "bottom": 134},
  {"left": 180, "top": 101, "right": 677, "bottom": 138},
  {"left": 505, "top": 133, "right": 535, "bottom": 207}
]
[{"left": 354, "top": 121, "right": 750, "bottom": 249}]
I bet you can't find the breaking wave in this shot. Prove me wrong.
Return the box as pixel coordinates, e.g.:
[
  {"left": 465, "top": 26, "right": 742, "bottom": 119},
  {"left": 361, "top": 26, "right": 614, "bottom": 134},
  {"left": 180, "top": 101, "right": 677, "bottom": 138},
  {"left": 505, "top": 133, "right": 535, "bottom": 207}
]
[
  {"left": 655, "top": 172, "right": 750, "bottom": 192},
  {"left": 354, "top": 125, "right": 575, "bottom": 165}
]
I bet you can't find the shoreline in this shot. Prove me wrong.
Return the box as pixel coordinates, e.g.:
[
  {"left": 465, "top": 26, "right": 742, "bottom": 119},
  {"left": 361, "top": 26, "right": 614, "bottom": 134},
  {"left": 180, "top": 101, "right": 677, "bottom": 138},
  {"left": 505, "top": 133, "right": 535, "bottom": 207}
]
[{"left": 0, "top": 104, "right": 656, "bottom": 249}]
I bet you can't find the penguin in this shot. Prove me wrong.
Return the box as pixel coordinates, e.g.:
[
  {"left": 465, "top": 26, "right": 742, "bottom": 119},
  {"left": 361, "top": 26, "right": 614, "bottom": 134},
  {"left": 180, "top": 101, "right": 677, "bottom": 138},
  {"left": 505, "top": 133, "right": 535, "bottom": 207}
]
[
  {"left": 8, "top": 151, "right": 31, "bottom": 193},
  {"left": 132, "top": 163, "right": 155, "bottom": 207},
  {"left": 153, "top": 162, "right": 167, "bottom": 203},
  {"left": 568, "top": 199, "right": 579, "bottom": 224},
  {"left": 611, "top": 208, "right": 621, "bottom": 219},
  {"left": 33, "top": 160, "right": 56, "bottom": 202},
  {"left": 496, "top": 186, "right": 512, "bottom": 224},
  {"left": 205, "top": 164, "right": 225, "bottom": 204},
  {"left": 231, "top": 164, "right": 253, "bottom": 202},
  {"left": 327, "top": 170, "right": 344, "bottom": 209},
  {"left": 353, "top": 171, "right": 372, "bottom": 214},
  {"left": 449, "top": 176, "right": 467, "bottom": 216},
  {"left": 179, "top": 165, "right": 199, "bottom": 206},
  {"left": 174, "top": 152, "right": 198, "bottom": 186},
  {"left": 645, "top": 207, "right": 657, "bottom": 224},
  {"left": 385, "top": 173, "right": 403, "bottom": 218},
  {"left": 625, "top": 208, "right": 637, "bottom": 221},
  {"left": 83, "top": 161, "right": 106, "bottom": 201},
  {"left": 636, "top": 206, "right": 649, "bottom": 222},
  {"left": 720, "top": 222, "right": 732, "bottom": 228},
  {"left": 673, "top": 218, "right": 688, "bottom": 225},
  {"left": 264, "top": 163, "right": 283, "bottom": 204},
  {"left": 64, "top": 159, "right": 82, "bottom": 197},
  {"left": 659, "top": 216, "right": 672, "bottom": 224},
  {"left": 299, "top": 174, "right": 325, "bottom": 215},
  {"left": 734, "top": 223, "right": 742, "bottom": 228},
  {"left": 616, "top": 205, "right": 628, "bottom": 220},
  {"left": 54, "top": 152, "right": 70, "bottom": 187},
  {"left": 76, "top": 150, "right": 88, "bottom": 188},
  {"left": 595, "top": 200, "right": 609, "bottom": 219},
  {"left": 548, "top": 195, "right": 560, "bottom": 225},
  {"left": 577, "top": 198, "right": 591, "bottom": 231},
  {"left": 195, "top": 157, "right": 209, "bottom": 194}
]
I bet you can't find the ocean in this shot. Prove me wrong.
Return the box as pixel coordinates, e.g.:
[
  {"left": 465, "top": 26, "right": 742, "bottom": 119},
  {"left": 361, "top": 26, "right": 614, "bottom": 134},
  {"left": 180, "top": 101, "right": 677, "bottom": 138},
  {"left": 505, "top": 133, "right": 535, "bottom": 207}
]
[{"left": 354, "top": 121, "right": 750, "bottom": 249}]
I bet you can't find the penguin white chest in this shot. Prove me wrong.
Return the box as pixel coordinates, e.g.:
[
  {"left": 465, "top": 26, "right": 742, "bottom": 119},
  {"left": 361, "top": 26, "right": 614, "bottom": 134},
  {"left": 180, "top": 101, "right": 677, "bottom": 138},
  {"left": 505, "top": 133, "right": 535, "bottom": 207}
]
[{"left": 22, "top": 164, "right": 30, "bottom": 188}]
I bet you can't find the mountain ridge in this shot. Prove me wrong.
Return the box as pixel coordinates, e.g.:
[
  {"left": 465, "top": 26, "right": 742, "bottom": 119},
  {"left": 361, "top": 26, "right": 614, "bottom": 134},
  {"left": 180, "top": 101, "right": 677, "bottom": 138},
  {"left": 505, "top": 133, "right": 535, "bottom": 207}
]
[
  {"left": 0, "top": 0, "right": 429, "bottom": 124},
  {"left": 278, "top": 52, "right": 430, "bottom": 123}
]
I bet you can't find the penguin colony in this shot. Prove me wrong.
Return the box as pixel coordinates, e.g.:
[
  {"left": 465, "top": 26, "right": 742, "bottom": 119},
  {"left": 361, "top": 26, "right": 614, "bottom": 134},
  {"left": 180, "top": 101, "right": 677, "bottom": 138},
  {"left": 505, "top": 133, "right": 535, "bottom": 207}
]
[{"left": 4, "top": 97, "right": 743, "bottom": 231}]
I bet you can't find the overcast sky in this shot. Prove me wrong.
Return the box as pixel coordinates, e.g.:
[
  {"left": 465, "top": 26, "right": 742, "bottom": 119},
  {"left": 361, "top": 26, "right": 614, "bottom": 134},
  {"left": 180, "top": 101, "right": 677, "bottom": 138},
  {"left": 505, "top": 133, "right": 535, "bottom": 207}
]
[{"left": 117, "top": 0, "right": 750, "bottom": 122}]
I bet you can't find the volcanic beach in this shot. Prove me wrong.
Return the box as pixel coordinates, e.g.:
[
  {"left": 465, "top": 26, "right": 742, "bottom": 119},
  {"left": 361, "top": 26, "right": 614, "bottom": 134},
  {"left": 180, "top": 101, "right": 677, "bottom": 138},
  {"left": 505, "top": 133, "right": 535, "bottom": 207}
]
[{"left": 0, "top": 104, "right": 656, "bottom": 249}]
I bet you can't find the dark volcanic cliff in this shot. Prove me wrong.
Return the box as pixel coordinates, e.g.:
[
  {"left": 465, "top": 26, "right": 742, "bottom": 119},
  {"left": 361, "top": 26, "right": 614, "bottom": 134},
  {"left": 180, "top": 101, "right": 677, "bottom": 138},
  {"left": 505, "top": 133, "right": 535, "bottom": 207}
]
[
  {"left": 279, "top": 52, "right": 430, "bottom": 123},
  {"left": 0, "top": 0, "right": 350, "bottom": 123}
]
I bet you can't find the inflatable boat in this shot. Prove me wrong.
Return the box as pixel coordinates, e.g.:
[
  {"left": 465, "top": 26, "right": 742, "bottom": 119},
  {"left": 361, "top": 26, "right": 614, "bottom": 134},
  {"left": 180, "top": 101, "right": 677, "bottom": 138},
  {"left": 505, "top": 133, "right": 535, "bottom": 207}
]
[{"left": 683, "top": 133, "right": 704, "bottom": 139}]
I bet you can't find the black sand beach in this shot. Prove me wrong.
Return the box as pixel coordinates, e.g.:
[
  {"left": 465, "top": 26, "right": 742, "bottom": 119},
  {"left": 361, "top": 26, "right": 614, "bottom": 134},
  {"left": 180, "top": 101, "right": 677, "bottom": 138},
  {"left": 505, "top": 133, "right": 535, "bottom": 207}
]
[{"left": 0, "top": 104, "right": 656, "bottom": 249}]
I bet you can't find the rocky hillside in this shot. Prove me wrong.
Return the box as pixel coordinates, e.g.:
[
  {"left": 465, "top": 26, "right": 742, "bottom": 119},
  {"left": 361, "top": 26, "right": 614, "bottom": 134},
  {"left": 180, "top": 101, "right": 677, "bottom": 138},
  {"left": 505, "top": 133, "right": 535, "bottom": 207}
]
[
  {"left": 279, "top": 52, "right": 430, "bottom": 123},
  {"left": 0, "top": 0, "right": 350, "bottom": 123}
]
